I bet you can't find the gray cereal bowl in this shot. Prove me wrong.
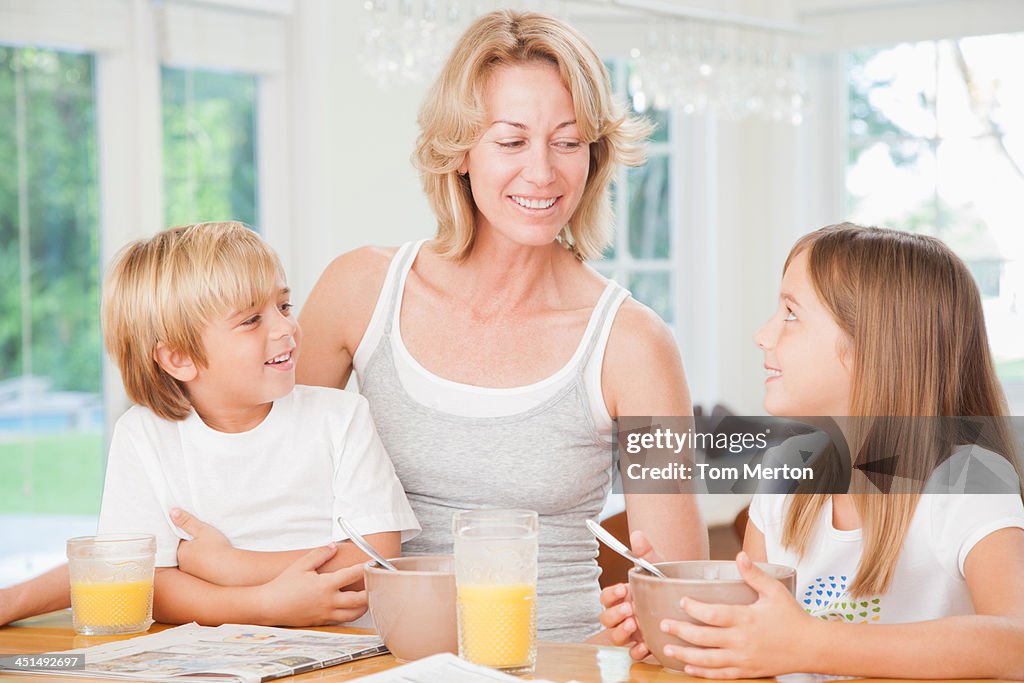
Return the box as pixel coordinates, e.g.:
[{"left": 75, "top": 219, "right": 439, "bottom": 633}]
[
  {"left": 364, "top": 555, "right": 458, "bottom": 662},
  {"left": 629, "top": 560, "right": 796, "bottom": 673}
]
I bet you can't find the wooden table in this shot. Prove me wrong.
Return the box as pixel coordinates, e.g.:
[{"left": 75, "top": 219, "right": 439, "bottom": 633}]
[{"left": 0, "top": 611, "right": 993, "bottom": 683}]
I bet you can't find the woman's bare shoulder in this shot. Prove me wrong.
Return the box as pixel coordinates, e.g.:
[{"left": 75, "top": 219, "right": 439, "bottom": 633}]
[
  {"left": 602, "top": 295, "right": 689, "bottom": 416},
  {"left": 301, "top": 246, "right": 399, "bottom": 343},
  {"left": 609, "top": 296, "right": 679, "bottom": 355},
  {"left": 318, "top": 245, "right": 398, "bottom": 290}
]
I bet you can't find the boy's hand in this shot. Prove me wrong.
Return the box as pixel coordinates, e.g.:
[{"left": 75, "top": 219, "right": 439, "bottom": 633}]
[
  {"left": 258, "top": 545, "right": 368, "bottom": 626},
  {"left": 596, "top": 530, "right": 663, "bottom": 660},
  {"left": 172, "top": 508, "right": 240, "bottom": 585}
]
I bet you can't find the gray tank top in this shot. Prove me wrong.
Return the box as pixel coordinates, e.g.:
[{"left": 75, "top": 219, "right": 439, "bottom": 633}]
[{"left": 357, "top": 241, "right": 626, "bottom": 642}]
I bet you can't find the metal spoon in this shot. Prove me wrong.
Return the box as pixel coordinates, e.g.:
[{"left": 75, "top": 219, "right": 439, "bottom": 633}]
[
  {"left": 585, "top": 519, "right": 667, "bottom": 578},
  {"left": 337, "top": 516, "right": 398, "bottom": 571}
]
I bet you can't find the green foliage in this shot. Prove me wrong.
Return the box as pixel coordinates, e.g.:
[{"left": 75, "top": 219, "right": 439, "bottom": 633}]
[
  {"left": 162, "top": 67, "right": 258, "bottom": 227},
  {"left": 0, "top": 433, "right": 103, "bottom": 514},
  {"left": 0, "top": 46, "right": 101, "bottom": 393},
  {"left": 627, "top": 155, "right": 671, "bottom": 259}
]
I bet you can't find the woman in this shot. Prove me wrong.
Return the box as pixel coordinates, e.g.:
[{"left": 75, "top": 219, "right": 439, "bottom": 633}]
[{"left": 298, "top": 10, "right": 707, "bottom": 642}]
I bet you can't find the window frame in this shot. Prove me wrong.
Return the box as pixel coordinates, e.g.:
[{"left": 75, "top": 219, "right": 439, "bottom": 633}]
[{"left": 599, "top": 56, "right": 679, "bottom": 328}]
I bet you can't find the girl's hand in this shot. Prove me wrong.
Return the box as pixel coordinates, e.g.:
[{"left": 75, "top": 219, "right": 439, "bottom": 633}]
[
  {"left": 596, "top": 530, "right": 663, "bottom": 660},
  {"left": 660, "top": 552, "right": 818, "bottom": 679},
  {"left": 258, "top": 545, "right": 368, "bottom": 626},
  {"left": 173, "top": 508, "right": 242, "bottom": 585}
]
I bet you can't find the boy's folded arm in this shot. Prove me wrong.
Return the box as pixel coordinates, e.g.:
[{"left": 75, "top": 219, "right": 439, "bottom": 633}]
[
  {"left": 155, "top": 545, "right": 369, "bottom": 627},
  {"left": 172, "top": 508, "right": 399, "bottom": 587},
  {"left": 153, "top": 567, "right": 268, "bottom": 625},
  {"left": 186, "top": 531, "right": 400, "bottom": 588}
]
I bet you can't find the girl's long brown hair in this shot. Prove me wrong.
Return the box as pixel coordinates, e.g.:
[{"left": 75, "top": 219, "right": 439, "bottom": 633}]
[{"left": 780, "top": 224, "right": 1021, "bottom": 596}]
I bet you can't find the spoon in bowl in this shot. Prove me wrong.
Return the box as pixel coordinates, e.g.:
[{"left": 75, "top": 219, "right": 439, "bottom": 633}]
[
  {"left": 586, "top": 519, "right": 667, "bottom": 578},
  {"left": 337, "top": 516, "right": 398, "bottom": 571}
]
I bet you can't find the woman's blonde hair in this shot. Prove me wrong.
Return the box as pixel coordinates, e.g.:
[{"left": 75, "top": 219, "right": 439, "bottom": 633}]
[
  {"left": 102, "top": 222, "right": 284, "bottom": 420},
  {"left": 414, "top": 9, "right": 651, "bottom": 261},
  {"left": 780, "top": 223, "right": 1021, "bottom": 596}
]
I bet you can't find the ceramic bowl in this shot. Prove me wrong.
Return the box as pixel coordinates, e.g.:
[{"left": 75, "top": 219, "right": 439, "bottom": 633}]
[
  {"left": 629, "top": 560, "right": 796, "bottom": 673},
  {"left": 364, "top": 555, "right": 458, "bottom": 661}
]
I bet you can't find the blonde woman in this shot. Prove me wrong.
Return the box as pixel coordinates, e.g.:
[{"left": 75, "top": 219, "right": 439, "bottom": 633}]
[{"left": 298, "top": 10, "right": 708, "bottom": 642}]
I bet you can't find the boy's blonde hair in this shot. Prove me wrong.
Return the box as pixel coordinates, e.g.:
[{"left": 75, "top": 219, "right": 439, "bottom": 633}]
[
  {"left": 102, "top": 222, "right": 284, "bottom": 421},
  {"left": 780, "top": 224, "right": 1021, "bottom": 596},
  {"left": 414, "top": 9, "right": 651, "bottom": 261}
]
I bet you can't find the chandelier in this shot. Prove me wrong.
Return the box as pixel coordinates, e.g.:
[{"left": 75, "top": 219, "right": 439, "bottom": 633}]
[{"left": 359, "top": 0, "right": 812, "bottom": 125}]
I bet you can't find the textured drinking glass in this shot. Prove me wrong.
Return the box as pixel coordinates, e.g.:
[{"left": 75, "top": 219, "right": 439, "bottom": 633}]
[
  {"left": 67, "top": 534, "right": 156, "bottom": 635},
  {"left": 453, "top": 509, "right": 538, "bottom": 674}
]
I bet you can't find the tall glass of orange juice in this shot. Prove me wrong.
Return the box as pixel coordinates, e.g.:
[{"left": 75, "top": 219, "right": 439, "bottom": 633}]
[
  {"left": 453, "top": 509, "right": 538, "bottom": 674},
  {"left": 67, "top": 534, "right": 155, "bottom": 635}
]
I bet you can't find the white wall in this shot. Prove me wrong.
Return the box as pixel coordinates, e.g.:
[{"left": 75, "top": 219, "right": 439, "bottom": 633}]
[{"left": 287, "top": 0, "right": 433, "bottom": 305}]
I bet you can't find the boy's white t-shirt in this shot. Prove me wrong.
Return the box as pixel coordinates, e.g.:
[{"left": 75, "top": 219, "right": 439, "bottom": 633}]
[
  {"left": 750, "top": 448, "right": 1024, "bottom": 624},
  {"left": 98, "top": 385, "right": 420, "bottom": 567}
]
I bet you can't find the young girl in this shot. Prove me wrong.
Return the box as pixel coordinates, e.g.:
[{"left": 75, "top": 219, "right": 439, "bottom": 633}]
[{"left": 599, "top": 224, "right": 1024, "bottom": 679}]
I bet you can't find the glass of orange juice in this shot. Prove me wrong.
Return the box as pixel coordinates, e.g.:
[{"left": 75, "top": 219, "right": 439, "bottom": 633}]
[
  {"left": 67, "top": 534, "right": 155, "bottom": 636},
  {"left": 453, "top": 509, "right": 538, "bottom": 674}
]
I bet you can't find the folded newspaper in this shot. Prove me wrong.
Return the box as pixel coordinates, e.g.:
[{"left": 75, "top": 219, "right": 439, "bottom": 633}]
[{"left": 3, "top": 623, "right": 388, "bottom": 683}]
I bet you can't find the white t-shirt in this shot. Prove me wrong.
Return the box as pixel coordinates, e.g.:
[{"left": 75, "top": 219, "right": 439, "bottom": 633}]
[
  {"left": 750, "top": 449, "right": 1024, "bottom": 624},
  {"left": 98, "top": 385, "right": 420, "bottom": 567}
]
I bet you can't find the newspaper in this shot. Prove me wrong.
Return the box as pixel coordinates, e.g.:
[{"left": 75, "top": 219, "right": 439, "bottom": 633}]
[{"left": 3, "top": 623, "right": 388, "bottom": 683}]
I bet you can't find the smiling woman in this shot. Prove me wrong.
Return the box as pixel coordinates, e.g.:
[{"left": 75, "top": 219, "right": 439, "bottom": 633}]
[
  {"left": 455, "top": 62, "right": 590, "bottom": 252},
  {"left": 297, "top": 9, "right": 709, "bottom": 643}
]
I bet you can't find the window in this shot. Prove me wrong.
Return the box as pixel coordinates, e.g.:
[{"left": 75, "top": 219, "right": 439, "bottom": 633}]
[
  {"left": 0, "top": 0, "right": 290, "bottom": 587},
  {"left": 162, "top": 67, "right": 259, "bottom": 228},
  {"left": 845, "top": 33, "right": 1024, "bottom": 410},
  {"left": 599, "top": 58, "right": 676, "bottom": 326},
  {"left": 0, "top": 45, "right": 104, "bottom": 583}
]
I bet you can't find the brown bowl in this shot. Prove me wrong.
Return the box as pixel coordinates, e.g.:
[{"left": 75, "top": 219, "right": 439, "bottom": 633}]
[
  {"left": 629, "top": 560, "right": 796, "bottom": 673},
  {"left": 364, "top": 555, "right": 457, "bottom": 662}
]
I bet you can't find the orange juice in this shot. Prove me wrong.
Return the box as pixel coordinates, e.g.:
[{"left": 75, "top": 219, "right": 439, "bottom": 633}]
[
  {"left": 457, "top": 583, "right": 535, "bottom": 668},
  {"left": 70, "top": 580, "right": 153, "bottom": 629}
]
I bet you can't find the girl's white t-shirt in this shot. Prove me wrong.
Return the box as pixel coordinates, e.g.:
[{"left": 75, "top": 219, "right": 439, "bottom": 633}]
[
  {"left": 750, "top": 447, "right": 1024, "bottom": 624},
  {"left": 98, "top": 385, "right": 420, "bottom": 567}
]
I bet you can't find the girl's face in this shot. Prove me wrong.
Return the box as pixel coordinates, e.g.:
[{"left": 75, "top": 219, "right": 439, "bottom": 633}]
[
  {"left": 459, "top": 60, "right": 591, "bottom": 248},
  {"left": 754, "top": 250, "right": 853, "bottom": 417}
]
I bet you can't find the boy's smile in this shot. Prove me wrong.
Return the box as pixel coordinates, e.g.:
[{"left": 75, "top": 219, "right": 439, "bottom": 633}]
[
  {"left": 265, "top": 349, "right": 295, "bottom": 370},
  {"left": 186, "top": 278, "right": 300, "bottom": 432}
]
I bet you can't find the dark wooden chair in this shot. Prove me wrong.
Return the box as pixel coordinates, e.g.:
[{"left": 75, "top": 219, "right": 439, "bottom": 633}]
[{"left": 596, "top": 511, "right": 632, "bottom": 589}]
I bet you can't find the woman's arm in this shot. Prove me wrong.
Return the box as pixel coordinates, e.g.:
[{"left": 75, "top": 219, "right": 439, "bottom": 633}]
[
  {"left": 0, "top": 564, "right": 70, "bottom": 625},
  {"left": 172, "top": 509, "right": 399, "bottom": 587},
  {"left": 665, "top": 527, "right": 1024, "bottom": 680},
  {"left": 603, "top": 301, "right": 709, "bottom": 562},
  {"left": 297, "top": 247, "right": 394, "bottom": 389},
  {"left": 155, "top": 545, "right": 368, "bottom": 627}
]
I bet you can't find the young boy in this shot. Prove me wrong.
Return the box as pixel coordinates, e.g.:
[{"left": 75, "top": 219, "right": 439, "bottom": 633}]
[{"left": 0, "top": 222, "right": 419, "bottom": 627}]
